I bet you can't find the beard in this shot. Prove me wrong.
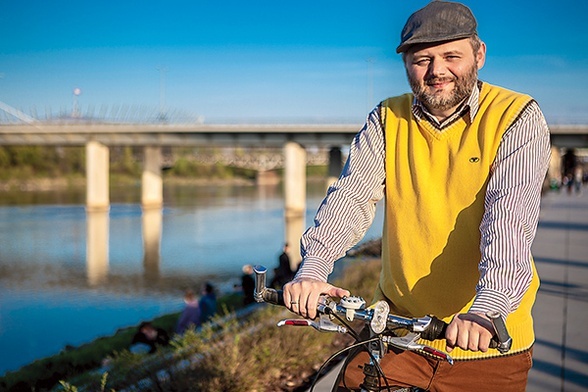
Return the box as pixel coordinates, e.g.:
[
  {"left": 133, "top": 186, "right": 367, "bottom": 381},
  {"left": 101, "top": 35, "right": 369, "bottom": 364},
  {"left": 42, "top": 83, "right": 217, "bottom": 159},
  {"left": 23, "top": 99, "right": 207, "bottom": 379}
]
[{"left": 408, "top": 63, "right": 478, "bottom": 113}]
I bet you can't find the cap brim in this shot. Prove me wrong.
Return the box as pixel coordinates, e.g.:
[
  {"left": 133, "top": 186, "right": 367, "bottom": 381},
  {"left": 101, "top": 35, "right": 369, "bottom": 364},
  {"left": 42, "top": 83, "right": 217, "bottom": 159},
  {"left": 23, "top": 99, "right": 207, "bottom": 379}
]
[{"left": 396, "top": 33, "right": 475, "bottom": 54}]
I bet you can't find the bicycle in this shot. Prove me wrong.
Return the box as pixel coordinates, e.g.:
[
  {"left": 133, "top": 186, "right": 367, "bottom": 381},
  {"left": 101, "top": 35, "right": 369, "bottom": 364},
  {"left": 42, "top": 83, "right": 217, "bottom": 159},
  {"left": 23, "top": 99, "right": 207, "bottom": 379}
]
[{"left": 252, "top": 265, "right": 512, "bottom": 392}]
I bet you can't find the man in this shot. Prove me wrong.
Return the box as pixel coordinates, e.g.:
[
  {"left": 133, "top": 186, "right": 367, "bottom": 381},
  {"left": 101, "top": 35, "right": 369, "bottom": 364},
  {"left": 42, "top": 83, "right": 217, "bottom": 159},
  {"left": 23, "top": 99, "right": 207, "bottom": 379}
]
[
  {"left": 199, "top": 282, "right": 217, "bottom": 324},
  {"left": 283, "top": 1, "right": 550, "bottom": 391},
  {"left": 271, "top": 243, "right": 294, "bottom": 288},
  {"left": 130, "top": 322, "right": 170, "bottom": 354},
  {"left": 175, "top": 289, "right": 201, "bottom": 334},
  {"left": 241, "top": 264, "right": 256, "bottom": 305}
]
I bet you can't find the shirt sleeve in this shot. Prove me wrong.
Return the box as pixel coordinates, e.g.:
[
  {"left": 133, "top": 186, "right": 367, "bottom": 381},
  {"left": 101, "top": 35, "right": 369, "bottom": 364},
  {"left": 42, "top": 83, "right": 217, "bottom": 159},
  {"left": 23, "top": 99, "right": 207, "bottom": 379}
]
[
  {"left": 470, "top": 101, "right": 551, "bottom": 318},
  {"left": 295, "top": 106, "right": 387, "bottom": 282}
]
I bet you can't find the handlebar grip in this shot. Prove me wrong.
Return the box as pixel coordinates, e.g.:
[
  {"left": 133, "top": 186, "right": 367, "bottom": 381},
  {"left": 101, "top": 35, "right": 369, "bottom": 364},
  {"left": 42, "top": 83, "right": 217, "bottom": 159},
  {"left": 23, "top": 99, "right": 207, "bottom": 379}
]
[
  {"left": 253, "top": 265, "right": 285, "bottom": 306},
  {"left": 420, "top": 316, "right": 447, "bottom": 341},
  {"left": 420, "top": 315, "right": 507, "bottom": 352},
  {"left": 262, "top": 288, "right": 285, "bottom": 306}
]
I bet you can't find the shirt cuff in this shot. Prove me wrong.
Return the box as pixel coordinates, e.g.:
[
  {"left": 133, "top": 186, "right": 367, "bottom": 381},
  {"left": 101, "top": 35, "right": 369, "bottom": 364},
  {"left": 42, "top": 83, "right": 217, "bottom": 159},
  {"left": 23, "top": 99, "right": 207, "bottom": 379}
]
[
  {"left": 469, "top": 289, "right": 511, "bottom": 319},
  {"left": 294, "top": 257, "right": 333, "bottom": 282}
]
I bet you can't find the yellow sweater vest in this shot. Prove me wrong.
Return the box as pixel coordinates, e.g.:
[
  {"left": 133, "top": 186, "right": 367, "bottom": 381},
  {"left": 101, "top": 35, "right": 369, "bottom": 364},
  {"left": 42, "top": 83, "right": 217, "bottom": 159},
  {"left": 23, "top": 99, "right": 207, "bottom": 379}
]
[{"left": 376, "top": 83, "right": 538, "bottom": 360}]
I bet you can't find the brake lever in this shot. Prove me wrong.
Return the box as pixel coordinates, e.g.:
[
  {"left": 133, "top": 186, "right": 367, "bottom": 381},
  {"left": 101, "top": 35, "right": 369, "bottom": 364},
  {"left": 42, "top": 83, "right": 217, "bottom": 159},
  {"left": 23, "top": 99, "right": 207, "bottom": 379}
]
[
  {"left": 383, "top": 332, "right": 454, "bottom": 365},
  {"left": 277, "top": 315, "right": 348, "bottom": 334}
]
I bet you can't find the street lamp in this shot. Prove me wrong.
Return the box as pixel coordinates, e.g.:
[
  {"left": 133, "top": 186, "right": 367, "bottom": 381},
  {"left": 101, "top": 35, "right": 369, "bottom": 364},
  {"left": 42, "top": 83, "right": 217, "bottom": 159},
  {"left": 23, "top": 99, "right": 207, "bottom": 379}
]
[{"left": 72, "top": 87, "right": 82, "bottom": 118}]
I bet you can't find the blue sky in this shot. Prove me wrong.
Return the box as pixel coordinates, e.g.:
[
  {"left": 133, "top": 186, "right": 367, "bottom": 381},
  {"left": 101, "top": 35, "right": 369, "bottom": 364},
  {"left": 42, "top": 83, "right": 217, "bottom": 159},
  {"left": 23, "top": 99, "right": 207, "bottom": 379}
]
[{"left": 1, "top": 0, "right": 587, "bottom": 124}]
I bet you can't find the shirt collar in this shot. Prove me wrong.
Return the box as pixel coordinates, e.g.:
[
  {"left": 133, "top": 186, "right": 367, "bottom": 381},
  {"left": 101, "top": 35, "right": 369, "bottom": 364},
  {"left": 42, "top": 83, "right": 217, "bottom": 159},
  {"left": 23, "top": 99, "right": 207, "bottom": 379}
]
[{"left": 412, "top": 81, "right": 482, "bottom": 128}]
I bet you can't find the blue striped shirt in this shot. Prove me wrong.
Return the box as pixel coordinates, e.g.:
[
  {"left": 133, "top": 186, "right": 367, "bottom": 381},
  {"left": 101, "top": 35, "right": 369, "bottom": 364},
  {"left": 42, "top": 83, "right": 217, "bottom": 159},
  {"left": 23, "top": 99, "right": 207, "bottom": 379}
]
[{"left": 296, "top": 82, "right": 551, "bottom": 317}]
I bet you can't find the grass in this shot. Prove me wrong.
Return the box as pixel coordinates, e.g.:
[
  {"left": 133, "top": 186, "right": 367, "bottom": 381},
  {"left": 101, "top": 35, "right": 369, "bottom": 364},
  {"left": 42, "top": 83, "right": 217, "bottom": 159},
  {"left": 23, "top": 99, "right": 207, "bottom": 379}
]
[
  {"left": 0, "top": 313, "right": 177, "bottom": 392},
  {"left": 68, "top": 257, "right": 381, "bottom": 392},
  {"left": 0, "top": 293, "right": 244, "bottom": 392}
]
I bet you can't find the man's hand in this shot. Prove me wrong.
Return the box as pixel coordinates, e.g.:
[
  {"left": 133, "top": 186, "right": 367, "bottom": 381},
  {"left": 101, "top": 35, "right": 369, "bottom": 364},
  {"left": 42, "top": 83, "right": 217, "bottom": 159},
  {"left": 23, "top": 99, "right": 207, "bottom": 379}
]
[
  {"left": 445, "top": 312, "right": 495, "bottom": 353},
  {"left": 283, "top": 278, "right": 350, "bottom": 319}
]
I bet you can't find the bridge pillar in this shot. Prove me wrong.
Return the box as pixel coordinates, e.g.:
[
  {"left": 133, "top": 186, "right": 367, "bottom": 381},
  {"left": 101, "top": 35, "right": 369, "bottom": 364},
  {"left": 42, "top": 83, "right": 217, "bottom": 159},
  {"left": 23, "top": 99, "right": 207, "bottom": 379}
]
[
  {"left": 327, "top": 146, "right": 343, "bottom": 187},
  {"left": 142, "top": 146, "right": 163, "bottom": 208},
  {"left": 86, "top": 141, "right": 110, "bottom": 211},
  {"left": 284, "top": 141, "right": 306, "bottom": 269},
  {"left": 547, "top": 146, "right": 562, "bottom": 188}
]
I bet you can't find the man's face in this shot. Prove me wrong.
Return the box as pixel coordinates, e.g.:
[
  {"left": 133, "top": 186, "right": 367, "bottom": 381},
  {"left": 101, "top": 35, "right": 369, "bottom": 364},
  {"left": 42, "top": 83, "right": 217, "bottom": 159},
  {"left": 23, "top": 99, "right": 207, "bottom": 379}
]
[{"left": 404, "top": 38, "right": 486, "bottom": 118}]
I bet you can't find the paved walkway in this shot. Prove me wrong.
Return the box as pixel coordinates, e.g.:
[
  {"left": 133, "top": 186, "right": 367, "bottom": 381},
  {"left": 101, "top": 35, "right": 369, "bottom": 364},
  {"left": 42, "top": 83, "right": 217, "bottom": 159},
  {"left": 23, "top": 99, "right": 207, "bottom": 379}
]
[
  {"left": 528, "top": 188, "right": 588, "bottom": 391},
  {"left": 309, "top": 187, "right": 588, "bottom": 391}
]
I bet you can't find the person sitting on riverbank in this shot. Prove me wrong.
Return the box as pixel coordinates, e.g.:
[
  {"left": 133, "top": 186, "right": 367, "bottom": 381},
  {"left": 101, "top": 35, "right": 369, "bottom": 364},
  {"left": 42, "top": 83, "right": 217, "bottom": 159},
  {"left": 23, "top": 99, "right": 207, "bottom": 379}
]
[
  {"left": 175, "top": 289, "right": 202, "bottom": 334},
  {"left": 130, "top": 322, "right": 170, "bottom": 354},
  {"left": 241, "top": 264, "right": 256, "bottom": 305},
  {"left": 199, "top": 282, "right": 218, "bottom": 325},
  {"left": 270, "top": 243, "right": 294, "bottom": 289}
]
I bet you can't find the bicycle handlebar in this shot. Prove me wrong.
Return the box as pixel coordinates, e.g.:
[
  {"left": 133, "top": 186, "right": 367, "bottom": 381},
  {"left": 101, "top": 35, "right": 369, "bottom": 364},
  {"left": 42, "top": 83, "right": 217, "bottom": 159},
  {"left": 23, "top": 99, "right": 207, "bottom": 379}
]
[
  {"left": 253, "top": 265, "right": 445, "bottom": 338},
  {"left": 252, "top": 265, "right": 511, "bottom": 354}
]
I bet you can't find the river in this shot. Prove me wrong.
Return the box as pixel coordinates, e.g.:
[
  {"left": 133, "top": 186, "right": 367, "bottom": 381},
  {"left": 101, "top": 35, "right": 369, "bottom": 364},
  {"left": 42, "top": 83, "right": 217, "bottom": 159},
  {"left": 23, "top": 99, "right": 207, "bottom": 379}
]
[{"left": 0, "top": 180, "right": 384, "bottom": 376}]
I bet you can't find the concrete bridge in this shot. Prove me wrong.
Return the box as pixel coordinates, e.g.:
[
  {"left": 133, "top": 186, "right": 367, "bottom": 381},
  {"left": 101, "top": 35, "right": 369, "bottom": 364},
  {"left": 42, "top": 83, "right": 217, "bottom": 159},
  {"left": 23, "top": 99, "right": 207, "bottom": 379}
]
[
  {"left": 0, "top": 120, "right": 585, "bottom": 181},
  {"left": 0, "top": 121, "right": 362, "bottom": 267},
  {"left": 0, "top": 122, "right": 359, "bottom": 202},
  {"left": 0, "top": 121, "right": 586, "bottom": 209},
  {"left": 1, "top": 122, "right": 585, "bottom": 147},
  {"left": 1, "top": 121, "right": 586, "bottom": 267}
]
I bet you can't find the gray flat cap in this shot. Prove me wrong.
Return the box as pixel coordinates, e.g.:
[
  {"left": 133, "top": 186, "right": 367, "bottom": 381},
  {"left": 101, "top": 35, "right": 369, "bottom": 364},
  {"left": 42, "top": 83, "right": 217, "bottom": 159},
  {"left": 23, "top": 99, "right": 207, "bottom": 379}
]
[{"left": 396, "top": 1, "right": 477, "bottom": 53}]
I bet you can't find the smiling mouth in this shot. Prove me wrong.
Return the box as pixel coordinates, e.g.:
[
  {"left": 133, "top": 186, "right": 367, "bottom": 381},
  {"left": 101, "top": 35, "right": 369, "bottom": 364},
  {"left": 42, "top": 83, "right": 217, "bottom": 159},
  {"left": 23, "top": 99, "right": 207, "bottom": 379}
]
[{"left": 426, "top": 78, "right": 454, "bottom": 88}]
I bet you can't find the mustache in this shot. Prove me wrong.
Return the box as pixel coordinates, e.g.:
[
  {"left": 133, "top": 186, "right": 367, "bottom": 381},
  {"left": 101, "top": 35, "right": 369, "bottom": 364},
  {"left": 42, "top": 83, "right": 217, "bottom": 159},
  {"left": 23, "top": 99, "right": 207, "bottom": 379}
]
[{"left": 425, "top": 76, "right": 455, "bottom": 85}]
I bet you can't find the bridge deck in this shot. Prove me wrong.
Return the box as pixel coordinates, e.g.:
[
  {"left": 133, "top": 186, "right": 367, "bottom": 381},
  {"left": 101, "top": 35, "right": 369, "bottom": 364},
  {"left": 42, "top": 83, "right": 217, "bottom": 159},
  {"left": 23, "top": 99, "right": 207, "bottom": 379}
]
[{"left": 0, "top": 123, "right": 586, "bottom": 147}]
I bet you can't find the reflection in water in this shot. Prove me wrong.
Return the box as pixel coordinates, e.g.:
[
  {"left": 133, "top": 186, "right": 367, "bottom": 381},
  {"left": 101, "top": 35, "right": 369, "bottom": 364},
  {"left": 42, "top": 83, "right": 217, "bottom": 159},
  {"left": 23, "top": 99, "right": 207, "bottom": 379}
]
[
  {"left": 86, "top": 210, "right": 109, "bottom": 286},
  {"left": 86, "top": 207, "right": 164, "bottom": 286},
  {"left": 285, "top": 212, "right": 305, "bottom": 268},
  {"left": 142, "top": 207, "right": 162, "bottom": 282}
]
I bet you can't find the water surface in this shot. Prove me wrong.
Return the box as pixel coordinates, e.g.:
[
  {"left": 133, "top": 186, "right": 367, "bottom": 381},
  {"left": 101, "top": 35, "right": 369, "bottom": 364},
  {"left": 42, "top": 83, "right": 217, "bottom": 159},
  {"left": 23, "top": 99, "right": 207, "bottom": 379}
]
[{"left": 0, "top": 182, "right": 384, "bottom": 376}]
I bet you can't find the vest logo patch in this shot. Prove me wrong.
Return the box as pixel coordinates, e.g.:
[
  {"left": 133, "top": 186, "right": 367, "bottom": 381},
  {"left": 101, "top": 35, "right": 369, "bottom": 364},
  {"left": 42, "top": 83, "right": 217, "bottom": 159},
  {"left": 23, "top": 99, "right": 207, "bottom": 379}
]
[{"left": 469, "top": 157, "right": 480, "bottom": 163}]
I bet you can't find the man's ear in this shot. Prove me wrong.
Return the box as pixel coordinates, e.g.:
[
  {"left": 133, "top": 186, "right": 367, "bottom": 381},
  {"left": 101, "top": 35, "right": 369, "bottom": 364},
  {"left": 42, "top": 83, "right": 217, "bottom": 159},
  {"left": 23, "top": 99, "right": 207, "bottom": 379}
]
[{"left": 477, "top": 41, "right": 487, "bottom": 70}]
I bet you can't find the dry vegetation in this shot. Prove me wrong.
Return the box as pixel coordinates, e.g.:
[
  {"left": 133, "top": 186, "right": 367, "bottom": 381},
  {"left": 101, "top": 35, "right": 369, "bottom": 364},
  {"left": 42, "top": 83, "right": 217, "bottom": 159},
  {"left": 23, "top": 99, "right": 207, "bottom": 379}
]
[{"left": 59, "top": 256, "right": 382, "bottom": 392}]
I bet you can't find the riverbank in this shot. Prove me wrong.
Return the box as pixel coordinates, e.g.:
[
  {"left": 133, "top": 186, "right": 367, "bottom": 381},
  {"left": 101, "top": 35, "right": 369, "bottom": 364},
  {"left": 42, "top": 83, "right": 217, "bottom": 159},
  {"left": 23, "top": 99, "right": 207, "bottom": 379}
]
[
  {"left": 1, "top": 238, "right": 383, "bottom": 391},
  {"left": 0, "top": 291, "right": 244, "bottom": 391},
  {"left": 0, "top": 175, "right": 257, "bottom": 192},
  {"left": 0, "top": 177, "right": 86, "bottom": 192}
]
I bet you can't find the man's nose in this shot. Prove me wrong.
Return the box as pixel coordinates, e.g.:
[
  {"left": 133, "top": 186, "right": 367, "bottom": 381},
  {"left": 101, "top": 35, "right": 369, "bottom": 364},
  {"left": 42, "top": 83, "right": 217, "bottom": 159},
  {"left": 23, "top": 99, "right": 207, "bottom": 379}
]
[{"left": 427, "top": 59, "right": 448, "bottom": 78}]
